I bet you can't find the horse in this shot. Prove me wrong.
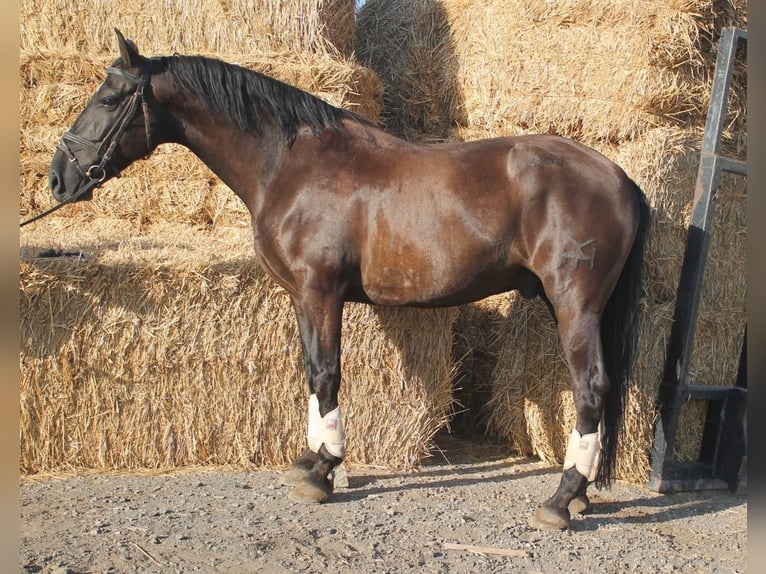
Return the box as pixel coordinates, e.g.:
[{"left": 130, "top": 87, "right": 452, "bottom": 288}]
[{"left": 47, "top": 30, "right": 650, "bottom": 531}]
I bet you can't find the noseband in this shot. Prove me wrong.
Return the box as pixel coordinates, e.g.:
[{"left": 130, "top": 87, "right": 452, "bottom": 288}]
[{"left": 21, "top": 64, "right": 153, "bottom": 227}]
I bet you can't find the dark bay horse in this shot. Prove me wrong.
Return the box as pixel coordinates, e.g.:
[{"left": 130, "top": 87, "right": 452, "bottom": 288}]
[{"left": 47, "top": 30, "right": 650, "bottom": 530}]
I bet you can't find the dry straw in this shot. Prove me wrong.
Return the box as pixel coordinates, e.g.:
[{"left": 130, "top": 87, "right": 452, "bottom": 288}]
[
  {"left": 20, "top": 222, "right": 456, "bottom": 473},
  {"left": 21, "top": 0, "right": 356, "bottom": 57},
  {"left": 357, "top": 0, "right": 746, "bottom": 144},
  {"left": 450, "top": 294, "right": 513, "bottom": 434}
]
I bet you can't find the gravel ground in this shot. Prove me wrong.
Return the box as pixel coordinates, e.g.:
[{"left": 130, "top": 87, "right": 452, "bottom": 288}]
[{"left": 20, "top": 436, "right": 747, "bottom": 574}]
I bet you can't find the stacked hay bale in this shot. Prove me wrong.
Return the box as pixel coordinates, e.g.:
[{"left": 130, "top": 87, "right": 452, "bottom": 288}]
[
  {"left": 20, "top": 223, "right": 455, "bottom": 473},
  {"left": 20, "top": 0, "right": 459, "bottom": 474},
  {"left": 20, "top": 0, "right": 356, "bottom": 57},
  {"left": 358, "top": 0, "right": 747, "bottom": 483}
]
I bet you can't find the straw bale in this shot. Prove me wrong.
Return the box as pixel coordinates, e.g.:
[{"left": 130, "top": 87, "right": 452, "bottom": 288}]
[
  {"left": 483, "top": 295, "right": 566, "bottom": 463},
  {"left": 355, "top": 0, "right": 466, "bottom": 140},
  {"left": 21, "top": 0, "right": 356, "bottom": 57},
  {"left": 450, "top": 294, "right": 513, "bottom": 434},
  {"left": 357, "top": 0, "right": 746, "bottom": 143},
  {"left": 611, "top": 127, "right": 703, "bottom": 302},
  {"left": 20, "top": 221, "right": 456, "bottom": 474},
  {"left": 612, "top": 127, "right": 747, "bottom": 393},
  {"left": 20, "top": 50, "right": 383, "bottom": 224}
]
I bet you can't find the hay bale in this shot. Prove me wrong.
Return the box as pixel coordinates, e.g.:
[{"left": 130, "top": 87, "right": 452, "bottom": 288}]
[
  {"left": 21, "top": 0, "right": 356, "bottom": 57},
  {"left": 357, "top": 0, "right": 746, "bottom": 143},
  {"left": 355, "top": 0, "right": 466, "bottom": 140},
  {"left": 613, "top": 128, "right": 747, "bottom": 404},
  {"left": 20, "top": 50, "right": 382, "bottom": 223},
  {"left": 20, "top": 221, "right": 456, "bottom": 473},
  {"left": 450, "top": 294, "right": 513, "bottom": 435},
  {"left": 483, "top": 295, "right": 568, "bottom": 463}
]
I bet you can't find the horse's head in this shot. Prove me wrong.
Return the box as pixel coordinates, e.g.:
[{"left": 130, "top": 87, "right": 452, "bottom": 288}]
[{"left": 49, "top": 29, "right": 157, "bottom": 203}]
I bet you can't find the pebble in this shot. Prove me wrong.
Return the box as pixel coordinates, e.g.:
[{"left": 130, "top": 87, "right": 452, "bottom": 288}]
[{"left": 333, "top": 467, "right": 349, "bottom": 488}]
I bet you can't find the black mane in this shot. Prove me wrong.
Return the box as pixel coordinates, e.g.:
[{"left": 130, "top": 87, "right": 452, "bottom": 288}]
[{"left": 163, "top": 55, "right": 370, "bottom": 146}]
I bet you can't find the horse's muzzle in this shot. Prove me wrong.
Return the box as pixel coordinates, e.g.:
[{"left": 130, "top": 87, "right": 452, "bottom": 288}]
[{"left": 49, "top": 150, "right": 95, "bottom": 203}]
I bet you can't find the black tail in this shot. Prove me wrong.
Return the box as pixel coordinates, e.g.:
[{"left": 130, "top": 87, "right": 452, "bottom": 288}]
[{"left": 596, "top": 180, "right": 651, "bottom": 488}]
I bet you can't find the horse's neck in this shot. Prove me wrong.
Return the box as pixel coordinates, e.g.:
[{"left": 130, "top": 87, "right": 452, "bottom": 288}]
[{"left": 166, "top": 97, "right": 282, "bottom": 213}]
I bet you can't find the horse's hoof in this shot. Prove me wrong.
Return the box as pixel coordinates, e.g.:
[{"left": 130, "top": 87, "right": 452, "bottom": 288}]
[
  {"left": 288, "top": 475, "right": 333, "bottom": 504},
  {"left": 280, "top": 465, "right": 311, "bottom": 487},
  {"left": 529, "top": 505, "right": 570, "bottom": 530},
  {"left": 568, "top": 494, "right": 591, "bottom": 515}
]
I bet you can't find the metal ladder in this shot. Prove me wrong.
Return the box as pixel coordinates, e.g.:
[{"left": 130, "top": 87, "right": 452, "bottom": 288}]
[{"left": 648, "top": 27, "right": 747, "bottom": 494}]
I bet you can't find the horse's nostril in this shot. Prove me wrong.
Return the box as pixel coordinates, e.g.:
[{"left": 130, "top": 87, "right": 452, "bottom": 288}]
[{"left": 49, "top": 171, "right": 61, "bottom": 195}]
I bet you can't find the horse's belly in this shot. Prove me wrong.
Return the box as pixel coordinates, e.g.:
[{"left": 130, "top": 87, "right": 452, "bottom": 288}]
[
  {"left": 358, "top": 253, "right": 530, "bottom": 307},
  {"left": 357, "top": 168, "right": 524, "bottom": 306}
]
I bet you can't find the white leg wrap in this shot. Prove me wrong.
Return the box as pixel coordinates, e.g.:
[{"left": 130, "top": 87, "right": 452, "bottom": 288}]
[
  {"left": 306, "top": 394, "right": 345, "bottom": 459},
  {"left": 563, "top": 429, "right": 602, "bottom": 483}
]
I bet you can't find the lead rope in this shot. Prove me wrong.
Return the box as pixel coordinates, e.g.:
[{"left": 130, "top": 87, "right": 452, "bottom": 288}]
[{"left": 19, "top": 190, "right": 97, "bottom": 227}]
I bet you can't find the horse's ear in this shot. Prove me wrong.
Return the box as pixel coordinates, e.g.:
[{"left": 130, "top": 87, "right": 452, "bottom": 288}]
[{"left": 115, "top": 28, "right": 140, "bottom": 68}]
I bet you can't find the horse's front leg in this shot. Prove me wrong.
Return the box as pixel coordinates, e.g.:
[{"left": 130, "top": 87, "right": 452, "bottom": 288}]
[{"left": 282, "top": 291, "right": 345, "bottom": 503}]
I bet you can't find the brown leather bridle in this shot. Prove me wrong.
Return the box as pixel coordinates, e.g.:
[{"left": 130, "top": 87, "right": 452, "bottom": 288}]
[{"left": 21, "top": 63, "right": 153, "bottom": 227}]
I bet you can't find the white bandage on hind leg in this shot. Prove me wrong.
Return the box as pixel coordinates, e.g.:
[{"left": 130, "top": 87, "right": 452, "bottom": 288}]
[
  {"left": 563, "top": 429, "right": 602, "bottom": 483},
  {"left": 306, "top": 394, "right": 346, "bottom": 458}
]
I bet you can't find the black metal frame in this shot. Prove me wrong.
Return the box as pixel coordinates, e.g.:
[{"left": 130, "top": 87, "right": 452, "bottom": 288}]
[{"left": 648, "top": 27, "right": 747, "bottom": 494}]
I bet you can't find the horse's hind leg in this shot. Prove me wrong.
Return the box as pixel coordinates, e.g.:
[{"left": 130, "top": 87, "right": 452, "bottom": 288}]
[
  {"left": 535, "top": 292, "right": 592, "bottom": 515},
  {"left": 530, "top": 308, "right": 606, "bottom": 530},
  {"left": 282, "top": 292, "right": 345, "bottom": 503}
]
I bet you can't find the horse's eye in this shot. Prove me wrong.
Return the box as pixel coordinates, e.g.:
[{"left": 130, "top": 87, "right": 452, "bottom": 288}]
[{"left": 101, "top": 96, "right": 119, "bottom": 108}]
